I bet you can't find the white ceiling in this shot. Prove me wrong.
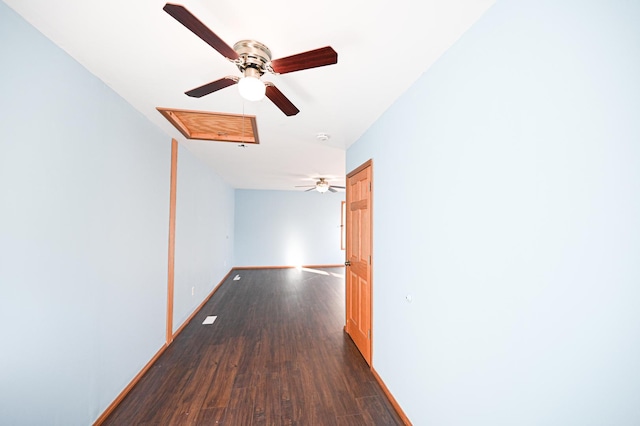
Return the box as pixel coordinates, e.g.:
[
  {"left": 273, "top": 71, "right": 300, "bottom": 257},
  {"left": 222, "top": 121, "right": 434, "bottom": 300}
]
[{"left": 4, "top": 0, "right": 494, "bottom": 191}]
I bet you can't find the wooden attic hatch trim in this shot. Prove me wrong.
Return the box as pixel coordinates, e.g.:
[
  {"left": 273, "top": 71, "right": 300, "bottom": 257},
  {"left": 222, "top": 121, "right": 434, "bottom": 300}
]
[{"left": 157, "top": 107, "right": 260, "bottom": 144}]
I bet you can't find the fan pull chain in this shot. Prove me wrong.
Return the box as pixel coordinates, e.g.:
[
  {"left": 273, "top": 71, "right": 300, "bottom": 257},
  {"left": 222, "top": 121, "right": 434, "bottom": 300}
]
[{"left": 241, "top": 101, "right": 245, "bottom": 145}]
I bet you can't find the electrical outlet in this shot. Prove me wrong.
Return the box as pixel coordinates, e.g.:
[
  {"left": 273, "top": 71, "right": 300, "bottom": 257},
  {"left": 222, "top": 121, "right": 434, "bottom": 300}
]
[{"left": 191, "top": 286, "right": 195, "bottom": 296}]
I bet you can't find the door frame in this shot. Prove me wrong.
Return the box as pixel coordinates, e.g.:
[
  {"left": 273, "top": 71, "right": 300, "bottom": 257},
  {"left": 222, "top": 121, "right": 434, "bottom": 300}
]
[
  {"left": 166, "top": 138, "right": 178, "bottom": 344},
  {"left": 345, "top": 159, "right": 373, "bottom": 365}
]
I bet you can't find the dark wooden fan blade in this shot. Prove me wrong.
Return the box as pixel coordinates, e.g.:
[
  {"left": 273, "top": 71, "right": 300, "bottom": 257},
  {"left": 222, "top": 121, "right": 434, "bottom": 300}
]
[
  {"left": 331, "top": 186, "right": 346, "bottom": 189},
  {"left": 328, "top": 187, "right": 337, "bottom": 193},
  {"left": 185, "top": 76, "right": 237, "bottom": 98},
  {"left": 265, "top": 84, "right": 300, "bottom": 116},
  {"left": 163, "top": 3, "right": 239, "bottom": 60},
  {"left": 270, "top": 46, "right": 337, "bottom": 74},
  {"left": 305, "top": 188, "right": 315, "bottom": 192}
]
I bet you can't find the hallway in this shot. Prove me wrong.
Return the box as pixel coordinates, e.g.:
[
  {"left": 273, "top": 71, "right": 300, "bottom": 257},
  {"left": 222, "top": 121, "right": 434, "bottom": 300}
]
[{"left": 103, "top": 267, "right": 403, "bottom": 425}]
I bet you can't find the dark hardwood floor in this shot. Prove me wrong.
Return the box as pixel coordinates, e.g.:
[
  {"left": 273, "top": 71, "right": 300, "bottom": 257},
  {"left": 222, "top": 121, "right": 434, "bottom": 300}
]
[{"left": 103, "top": 267, "right": 403, "bottom": 425}]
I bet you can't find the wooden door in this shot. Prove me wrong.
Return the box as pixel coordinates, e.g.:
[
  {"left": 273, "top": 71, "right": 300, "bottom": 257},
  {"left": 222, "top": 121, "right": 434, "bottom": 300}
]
[{"left": 345, "top": 160, "right": 373, "bottom": 365}]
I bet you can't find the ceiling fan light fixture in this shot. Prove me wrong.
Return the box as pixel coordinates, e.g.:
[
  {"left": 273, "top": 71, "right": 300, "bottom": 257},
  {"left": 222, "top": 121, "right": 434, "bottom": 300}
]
[
  {"left": 238, "top": 75, "right": 265, "bottom": 101},
  {"left": 316, "top": 181, "right": 330, "bottom": 193},
  {"left": 164, "top": 6, "right": 338, "bottom": 115}
]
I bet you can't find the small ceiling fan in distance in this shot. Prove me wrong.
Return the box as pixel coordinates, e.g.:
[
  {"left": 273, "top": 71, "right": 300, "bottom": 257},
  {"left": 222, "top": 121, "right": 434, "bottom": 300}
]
[
  {"left": 296, "top": 178, "right": 345, "bottom": 193},
  {"left": 163, "top": 3, "right": 339, "bottom": 116}
]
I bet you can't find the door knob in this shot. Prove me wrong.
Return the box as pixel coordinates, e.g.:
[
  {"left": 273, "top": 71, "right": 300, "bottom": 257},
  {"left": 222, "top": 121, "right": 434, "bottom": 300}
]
[{"left": 345, "top": 260, "right": 351, "bottom": 266}]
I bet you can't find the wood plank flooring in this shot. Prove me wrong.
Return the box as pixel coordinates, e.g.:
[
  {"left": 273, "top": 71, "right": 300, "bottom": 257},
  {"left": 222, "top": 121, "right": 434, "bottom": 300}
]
[{"left": 102, "top": 267, "right": 403, "bottom": 425}]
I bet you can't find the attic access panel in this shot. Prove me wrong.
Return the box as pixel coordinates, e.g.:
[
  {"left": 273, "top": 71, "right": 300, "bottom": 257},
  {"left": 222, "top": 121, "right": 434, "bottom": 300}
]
[{"left": 157, "top": 107, "right": 259, "bottom": 144}]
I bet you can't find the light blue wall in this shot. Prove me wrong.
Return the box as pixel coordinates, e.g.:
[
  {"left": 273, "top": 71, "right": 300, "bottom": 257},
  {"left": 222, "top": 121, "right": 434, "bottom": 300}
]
[
  {"left": 347, "top": 0, "right": 640, "bottom": 424},
  {"left": 173, "top": 145, "right": 234, "bottom": 330},
  {"left": 234, "top": 190, "right": 345, "bottom": 267},
  {"left": 0, "top": 2, "right": 234, "bottom": 424}
]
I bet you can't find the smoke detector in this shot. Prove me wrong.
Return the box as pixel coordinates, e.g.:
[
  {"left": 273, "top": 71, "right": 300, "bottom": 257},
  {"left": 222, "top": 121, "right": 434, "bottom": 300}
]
[{"left": 316, "top": 132, "right": 330, "bottom": 142}]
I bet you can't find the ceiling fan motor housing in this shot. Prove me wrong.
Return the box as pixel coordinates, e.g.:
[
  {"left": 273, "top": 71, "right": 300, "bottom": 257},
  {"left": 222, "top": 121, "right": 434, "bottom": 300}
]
[{"left": 233, "top": 40, "right": 272, "bottom": 78}]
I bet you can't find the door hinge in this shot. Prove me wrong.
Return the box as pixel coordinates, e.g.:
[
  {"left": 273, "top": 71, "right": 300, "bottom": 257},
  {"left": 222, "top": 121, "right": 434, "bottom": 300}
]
[
  {"left": 369, "top": 181, "right": 372, "bottom": 191},
  {"left": 368, "top": 329, "right": 371, "bottom": 339},
  {"left": 369, "top": 255, "right": 371, "bottom": 264}
]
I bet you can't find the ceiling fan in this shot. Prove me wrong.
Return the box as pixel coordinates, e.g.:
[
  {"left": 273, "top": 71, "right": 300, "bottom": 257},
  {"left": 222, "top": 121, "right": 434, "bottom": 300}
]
[
  {"left": 296, "top": 178, "right": 345, "bottom": 193},
  {"left": 163, "top": 3, "right": 338, "bottom": 116}
]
